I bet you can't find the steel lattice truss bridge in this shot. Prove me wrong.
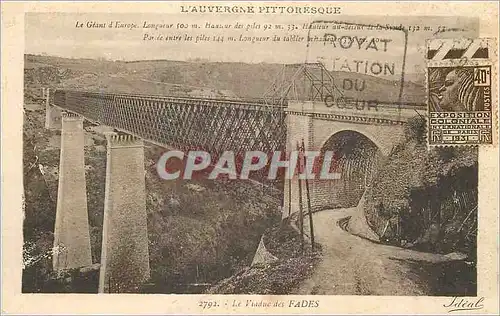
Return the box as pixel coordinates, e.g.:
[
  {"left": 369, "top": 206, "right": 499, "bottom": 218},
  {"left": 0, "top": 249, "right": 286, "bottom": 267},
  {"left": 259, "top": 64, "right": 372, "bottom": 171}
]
[
  {"left": 51, "top": 90, "right": 288, "bottom": 186},
  {"left": 49, "top": 63, "right": 425, "bottom": 187}
]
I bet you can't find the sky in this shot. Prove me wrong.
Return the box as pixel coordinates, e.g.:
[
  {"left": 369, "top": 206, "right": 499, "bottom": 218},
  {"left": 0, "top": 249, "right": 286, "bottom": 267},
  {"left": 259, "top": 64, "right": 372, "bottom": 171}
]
[{"left": 25, "top": 13, "right": 479, "bottom": 79}]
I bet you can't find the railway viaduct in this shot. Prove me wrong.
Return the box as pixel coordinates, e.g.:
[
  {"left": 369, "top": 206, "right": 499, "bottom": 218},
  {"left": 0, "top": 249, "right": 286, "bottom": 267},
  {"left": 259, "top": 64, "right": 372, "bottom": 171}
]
[{"left": 42, "top": 68, "right": 424, "bottom": 293}]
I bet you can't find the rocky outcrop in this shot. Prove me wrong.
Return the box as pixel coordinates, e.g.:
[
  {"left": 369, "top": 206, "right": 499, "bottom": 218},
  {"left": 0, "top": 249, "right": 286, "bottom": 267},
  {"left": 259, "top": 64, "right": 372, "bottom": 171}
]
[
  {"left": 346, "top": 192, "right": 380, "bottom": 242},
  {"left": 251, "top": 235, "right": 278, "bottom": 266}
]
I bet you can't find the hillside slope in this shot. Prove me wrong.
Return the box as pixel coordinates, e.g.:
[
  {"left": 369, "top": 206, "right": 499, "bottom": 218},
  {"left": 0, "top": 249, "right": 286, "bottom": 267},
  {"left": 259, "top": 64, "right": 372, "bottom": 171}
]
[{"left": 25, "top": 54, "right": 425, "bottom": 104}]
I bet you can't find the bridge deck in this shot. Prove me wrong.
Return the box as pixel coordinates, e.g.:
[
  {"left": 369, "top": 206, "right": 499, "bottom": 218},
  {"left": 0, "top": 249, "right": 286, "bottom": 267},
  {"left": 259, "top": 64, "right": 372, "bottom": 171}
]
[{"left": 50, "top": 89, "right": 425, "bottom": 185}]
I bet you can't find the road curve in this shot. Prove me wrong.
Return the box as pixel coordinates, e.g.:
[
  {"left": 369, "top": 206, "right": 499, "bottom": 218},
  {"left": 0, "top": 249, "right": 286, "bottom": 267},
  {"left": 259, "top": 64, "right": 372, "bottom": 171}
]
[{"left": 297, "top": 208, "right": 466, "bottom": 295}]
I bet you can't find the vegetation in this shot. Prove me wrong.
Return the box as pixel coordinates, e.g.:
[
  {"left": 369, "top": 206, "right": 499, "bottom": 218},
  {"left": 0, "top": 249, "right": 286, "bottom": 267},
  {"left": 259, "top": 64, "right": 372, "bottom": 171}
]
[
  {"left": 364, "top": 116, "right": 478, "bottom": 260},
  {"left": 206, "top": 223, "right": 321, "bottom": 294}
]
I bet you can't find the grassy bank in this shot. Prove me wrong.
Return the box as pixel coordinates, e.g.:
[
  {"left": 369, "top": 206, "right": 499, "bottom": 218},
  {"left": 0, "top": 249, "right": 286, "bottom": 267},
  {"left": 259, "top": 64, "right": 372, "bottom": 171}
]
[{"left": 206, "top": 222, "right": 321, "bottom": 295}]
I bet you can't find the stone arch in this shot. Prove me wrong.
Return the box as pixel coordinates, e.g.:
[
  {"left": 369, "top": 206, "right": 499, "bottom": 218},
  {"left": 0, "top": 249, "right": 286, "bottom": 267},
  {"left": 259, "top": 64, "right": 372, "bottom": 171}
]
[
  {"left": 312, "top": 118, "right": 403, "bottom": 157},
  {"left": 311, "top": 130, "right": 384, "bottom": 210},
  {"left": 318, "top": 128, "right": 384, "bottom": 157}
]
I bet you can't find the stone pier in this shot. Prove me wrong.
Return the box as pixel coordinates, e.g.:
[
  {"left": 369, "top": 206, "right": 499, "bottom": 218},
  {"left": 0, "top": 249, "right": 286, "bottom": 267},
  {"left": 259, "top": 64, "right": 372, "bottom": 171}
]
[
  {"left": 44, "top": 88, "right": 62, "bottom": 129},
  {"left": 98, "top": 135, "right": 150, "bottom": 293},
  {"left": 53, "top": 113, "right": 92, "bottom": 271}
]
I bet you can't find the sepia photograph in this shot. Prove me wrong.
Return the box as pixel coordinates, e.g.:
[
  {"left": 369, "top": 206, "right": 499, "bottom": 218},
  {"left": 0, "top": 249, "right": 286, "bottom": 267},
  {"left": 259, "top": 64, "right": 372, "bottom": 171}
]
[
  {"left": 21, "top": 11, "right": 483, "bottom": 295},
  {"left": 2, "top": 1, "right": 499, "bottom": 315}
]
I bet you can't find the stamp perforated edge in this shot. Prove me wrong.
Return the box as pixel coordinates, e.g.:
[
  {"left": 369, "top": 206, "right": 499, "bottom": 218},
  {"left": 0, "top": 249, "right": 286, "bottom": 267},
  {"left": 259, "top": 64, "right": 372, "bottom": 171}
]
[{"left": 425, "top": 37, "right": 498, "bottom": 148}]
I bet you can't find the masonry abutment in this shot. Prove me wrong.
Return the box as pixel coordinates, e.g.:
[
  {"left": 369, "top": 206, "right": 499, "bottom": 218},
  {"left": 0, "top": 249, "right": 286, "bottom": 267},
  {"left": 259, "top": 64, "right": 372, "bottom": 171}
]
[
  {"left": 53, "top": 114, "right": 92, "bottom": 271},
  {"left": 98, "top": 135, "right": 150, "bottom": 293},
  {"left": 283, "top": 100, "right": 406, "bottom": 221},
  {"left": 44, "top": 88, "right": 62, "bottom": 129}
]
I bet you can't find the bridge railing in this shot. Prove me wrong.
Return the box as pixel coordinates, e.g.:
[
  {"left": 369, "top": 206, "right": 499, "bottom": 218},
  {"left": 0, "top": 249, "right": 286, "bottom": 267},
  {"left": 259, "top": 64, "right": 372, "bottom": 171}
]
[{"left": 286, "top": 100, "right": 426, "bottom": 124}]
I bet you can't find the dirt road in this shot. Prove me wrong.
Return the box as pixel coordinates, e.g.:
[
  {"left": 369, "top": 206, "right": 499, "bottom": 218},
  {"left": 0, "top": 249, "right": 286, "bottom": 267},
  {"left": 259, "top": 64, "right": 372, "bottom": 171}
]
[{"left": 297, "top": 208, "right": 467, "bottom": 295}]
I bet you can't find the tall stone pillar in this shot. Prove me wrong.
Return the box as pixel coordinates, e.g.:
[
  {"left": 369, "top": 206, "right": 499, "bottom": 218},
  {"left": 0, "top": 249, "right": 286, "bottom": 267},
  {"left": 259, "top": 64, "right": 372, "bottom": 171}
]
[
  {"left": 45, "top": 88, "right": 62, "bottom": 129},
  {"left": 282, "top": 101, "right": 315, "bottom": 221},
  {"left": 99, "top": 135, "right": 150, "bottom": 293},
  {"left": 53, "top": 113, "right": 92, "bottom": 271}
]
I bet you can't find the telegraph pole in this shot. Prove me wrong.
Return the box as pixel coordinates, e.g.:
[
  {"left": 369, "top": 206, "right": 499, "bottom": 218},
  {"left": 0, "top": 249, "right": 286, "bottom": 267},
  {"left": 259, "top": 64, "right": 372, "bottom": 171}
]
[
  {"left": 302, "top": 138, "right": 315, "bottom": 251},
  {"left": 296, "top": 141, "right": 304, "bottom": 253}
]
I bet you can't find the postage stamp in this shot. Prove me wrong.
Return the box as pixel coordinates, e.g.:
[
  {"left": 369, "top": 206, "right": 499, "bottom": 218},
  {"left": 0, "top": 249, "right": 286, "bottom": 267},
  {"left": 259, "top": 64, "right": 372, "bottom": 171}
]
[{"left": 426, "top": 38, "right": 495, "bottom": 146}]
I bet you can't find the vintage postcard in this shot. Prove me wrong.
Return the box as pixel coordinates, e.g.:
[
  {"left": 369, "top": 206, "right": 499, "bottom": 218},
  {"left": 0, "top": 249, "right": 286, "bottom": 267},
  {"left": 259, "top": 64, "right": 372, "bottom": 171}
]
[{"left": 1, "top": 1, "right": 499, "bottom": 315}]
